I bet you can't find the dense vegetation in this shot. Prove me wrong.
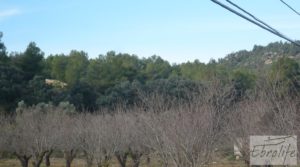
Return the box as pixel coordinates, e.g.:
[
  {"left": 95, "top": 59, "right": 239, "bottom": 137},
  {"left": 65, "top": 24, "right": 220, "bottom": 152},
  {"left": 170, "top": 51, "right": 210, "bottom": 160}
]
[{"left": 1, "top": 31, "right": 299, "bottom": 113}]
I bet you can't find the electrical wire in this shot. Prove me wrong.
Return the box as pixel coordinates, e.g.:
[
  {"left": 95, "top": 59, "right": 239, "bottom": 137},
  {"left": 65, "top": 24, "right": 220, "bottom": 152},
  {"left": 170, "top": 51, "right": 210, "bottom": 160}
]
[
  {"left": 280, "top": 0, "right": 300, "bottom": 16},
  {"left": 226, "top": 0, "right": 293, "bottom": 45},
  {"left": 211, "top": 0, "right": 300, "bottom": 47},
  {"left": 226, "top": 0, "right": 281, "bottom": 34}
]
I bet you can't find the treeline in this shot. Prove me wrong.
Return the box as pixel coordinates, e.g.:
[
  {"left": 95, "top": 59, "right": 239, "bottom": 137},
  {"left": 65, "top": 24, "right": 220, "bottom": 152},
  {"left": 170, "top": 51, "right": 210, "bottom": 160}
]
[
  {"left": 219, "top": 41, "right": 300, "bottom": 69},
  {"left": 1, "top": 33, "right": 300, "bottom": 113}
]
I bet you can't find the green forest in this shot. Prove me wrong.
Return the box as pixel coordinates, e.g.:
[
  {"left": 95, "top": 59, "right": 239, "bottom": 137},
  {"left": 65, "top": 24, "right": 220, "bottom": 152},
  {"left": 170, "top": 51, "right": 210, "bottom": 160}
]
[{"left": 1, "top": 32, "right": 300, "bottom": 113}]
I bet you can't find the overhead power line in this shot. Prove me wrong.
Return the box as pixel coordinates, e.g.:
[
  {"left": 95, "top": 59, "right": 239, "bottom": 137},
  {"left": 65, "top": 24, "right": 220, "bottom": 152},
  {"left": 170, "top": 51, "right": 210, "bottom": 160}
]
[
  {"left": 225, "top": 0, "right": 293, "bottom": 44},
  {"left": 226, "top": 0, "right": 281, "bottom": 35},
  {"left": 280, "top": 0, "right": 300, "bottom": 16},
  {"left": 211, "top": 0, "right": 300, "bottom": 47}
]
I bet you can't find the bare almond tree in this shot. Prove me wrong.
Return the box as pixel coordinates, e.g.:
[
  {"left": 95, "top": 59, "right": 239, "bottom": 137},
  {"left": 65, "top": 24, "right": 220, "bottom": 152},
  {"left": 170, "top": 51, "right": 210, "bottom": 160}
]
[
  {"left": 74, "top": 113, "right": 95, "bottom": 167},
  {"left": 78, "top": 113, "right": 118, "bottom": 167},
  {"left": 57, "top": 114, "right": 80, "bottom": 167},
  {"left": 44, "top": 107, "right": 68, "bottom": 167},
  {"left": 6, "top": 115, "right": 32, "bottom": 167},
  {"left": 113, "top": 111, "right": 131, "bottom": 167},
  {"left": 127, "top": 111, "right": 149, "bottom": 167},
  {"left": 142, "top": 100, "right": 224, "bottom": 167},
  {"left": 226, "top": 99, "right": 265, "bottom": 166},
  {"left": 94, "top": 114, "right": 118, "bottom": 167},
  {"left": 142, "top": 112, "right": 170, "bottom": 167},
  {"left": 8, "top": 103, "right": 61, "bottom": 167}
]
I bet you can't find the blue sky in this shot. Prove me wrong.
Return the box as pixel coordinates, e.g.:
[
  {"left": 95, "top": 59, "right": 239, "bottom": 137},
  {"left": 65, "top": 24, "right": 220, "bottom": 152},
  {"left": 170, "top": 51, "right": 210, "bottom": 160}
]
[{"left": 1, "top": 0, "right": 300, "bottom": 63}]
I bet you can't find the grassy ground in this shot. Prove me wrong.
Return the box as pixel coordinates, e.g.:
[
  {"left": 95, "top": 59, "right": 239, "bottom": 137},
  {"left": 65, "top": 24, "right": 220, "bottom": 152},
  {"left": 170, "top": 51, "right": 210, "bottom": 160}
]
[{"left": 0, "top": 158, "right": 247, "bottom": 167}]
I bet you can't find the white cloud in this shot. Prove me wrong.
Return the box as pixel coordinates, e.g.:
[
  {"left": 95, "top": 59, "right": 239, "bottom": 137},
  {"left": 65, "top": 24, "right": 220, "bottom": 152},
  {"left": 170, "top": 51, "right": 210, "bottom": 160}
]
[{"left": 0, "top": 8, "right": 21, "bottom": 20}]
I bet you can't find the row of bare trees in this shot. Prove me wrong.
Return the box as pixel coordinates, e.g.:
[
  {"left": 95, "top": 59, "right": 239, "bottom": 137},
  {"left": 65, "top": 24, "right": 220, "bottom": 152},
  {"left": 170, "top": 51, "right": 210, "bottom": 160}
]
[{"left": 0, "top": 82, "right": 299, "bottom": 167}]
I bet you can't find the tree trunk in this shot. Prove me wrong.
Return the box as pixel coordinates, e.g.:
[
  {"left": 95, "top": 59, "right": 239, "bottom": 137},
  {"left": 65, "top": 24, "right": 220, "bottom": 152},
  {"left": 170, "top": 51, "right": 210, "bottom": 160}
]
[
  {"left": 85, "top": 159, "right": 93, "bottom": 167},
  {"left": 97, "top": 161, "right": 110, "bottom": 167},
  {"left": 64, "top": 150, "right": 76, "bottom": 167},
  {"left": 115, "top": 152, "right": 128, "bottom": 167},
  {"left": 45, "top": 150, "right": 53, "bottom": 167},
  {"left": 83, "top": 151, "right": 93, "bottom": 167},
  {"left": 146, "top": 156, "right": 150, "bottom": 166},
  {"left": 131, "top": 152, "right": 143, "bottom": 167},
  {"left": 96, "top": 155, "right": 110, "bottom": 167},
  {"left": 20, "top": 158, "right": 30, "bottom": 167},
  {"left": 16, "top": 154, "right": 31, "bottom": 167},
  {"left": 132, "top": 160, "right": 140, "bottom": 167},
  {"left": 66, "top": 159, "right": 72, "bottom": 167},
  {"left": 32, "top": 152, "right": 47, "bottom": 167}
]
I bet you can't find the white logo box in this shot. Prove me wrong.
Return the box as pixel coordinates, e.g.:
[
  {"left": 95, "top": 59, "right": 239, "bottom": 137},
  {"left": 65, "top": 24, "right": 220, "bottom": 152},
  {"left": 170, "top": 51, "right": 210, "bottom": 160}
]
[{"left": 250, "top": 136, "right": 297, "bottom": 166}]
